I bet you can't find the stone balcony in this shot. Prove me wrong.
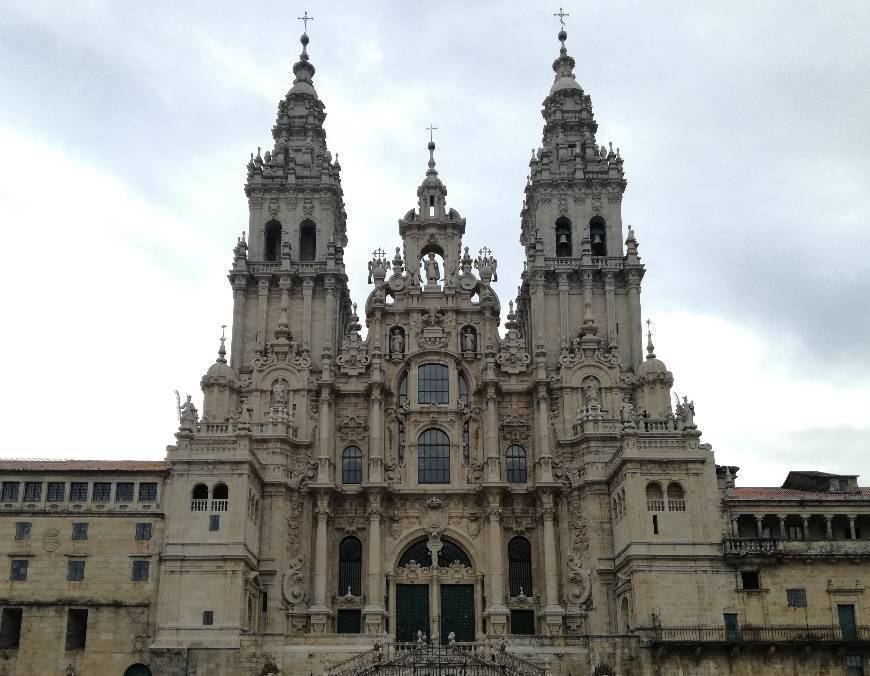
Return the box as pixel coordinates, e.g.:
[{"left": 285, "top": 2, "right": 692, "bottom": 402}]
[
  {"left": 724, "top": 537, "right": 870, "bottom": 560},
  {"left": 652, "top": 624, "right": 870, "bottom": 644}
]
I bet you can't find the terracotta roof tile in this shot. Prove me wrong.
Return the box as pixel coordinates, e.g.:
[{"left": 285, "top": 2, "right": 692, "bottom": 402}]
[
  {"left": 0, "top": 459, "right": 167, "bottom": 473},
  {"left": 730, "top": 487, "right": 870, "bottom": 499}
]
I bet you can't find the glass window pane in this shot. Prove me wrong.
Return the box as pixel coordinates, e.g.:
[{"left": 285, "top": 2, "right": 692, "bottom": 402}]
[
  {"left": 418, "top": 428, "right": 450, "bottom": 484},
  {"left": 341, "top": 447, "right": 363, "bottom": 484},
  {"left": 506, "top": 445, "right": 528, "bottom": 483},
  {"left": 418, "top": 364, "right": 449, "bottom": 404}
]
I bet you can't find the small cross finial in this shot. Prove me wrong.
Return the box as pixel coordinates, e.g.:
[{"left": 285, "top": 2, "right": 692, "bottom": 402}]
[
  {"left": 372, "top": 247, "right": 386, "bottom": 261},
  {"left": 220, "top": 324, "right": 227, "bottom": 340},
  {"left": 298, "top": 10, "right": 314, "bottom": 34},
  {"left": 426, "top": 123, "right": 438, "bottom": 144},
  {"left": 554, "top": 6, "right": 570, "bottom": 28}
]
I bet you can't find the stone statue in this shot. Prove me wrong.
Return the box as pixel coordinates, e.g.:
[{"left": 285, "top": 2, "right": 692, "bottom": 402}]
[
  {"left": 178, "top": 395, "right": 199, "bottom": 428},
  {"left": 620, "top": 394, "right": 635, "bottom": 422},
  {"left": 462, "top": 327, "right": 476, "bottom": 353},
  {"left": 675, "top": 395, "right": 696, "bottom": 428},
  {"left": 271, "top": 379, "right": 289, "bottom": 409},
  {"left": 424, "top": 253, "right": 440, "bottom": 284},
  {"left": 390, "top": 328, "right": 404, "bottom": 356},
  {"left": 582, "top": 376, "right": 601, "bottom": 408},
  {"left": 238, "top": 398, "right": 253, "bottom": 425}
]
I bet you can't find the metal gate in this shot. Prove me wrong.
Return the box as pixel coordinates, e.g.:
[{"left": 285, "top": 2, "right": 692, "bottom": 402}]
[
  {"left": 396, "top": 584, "right": 429, "bottom": 643},
  {"left": 440, "top": 584, "right": 474, "bottom": 643}
]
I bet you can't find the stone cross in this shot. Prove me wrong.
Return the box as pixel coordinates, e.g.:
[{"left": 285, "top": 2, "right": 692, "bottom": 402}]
[
  {"left": 426, "top": 123, "right": 438, "bottom": 143},
  {"left": 554, "top": 7, "right": 570, "bottom": 28}
]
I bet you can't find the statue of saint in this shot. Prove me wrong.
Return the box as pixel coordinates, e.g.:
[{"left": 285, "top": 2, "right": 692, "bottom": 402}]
[
  {"left": 179, "top": 395, "right": 199, "bottom": 428},
  {"left": 390, "top": 328, "right": 404, "bottom": 356},
  {"left": 271, "top": 379, "right": 289, "bottom": 409},
  {"left": 462, "top": 328, "right": 476, "bottom": 353},
  {"left": 424, "top": 253, "right": 440, "bottom": 284},
  {"left": 582, "top": 376, "right": 601, "bottom": 407}
]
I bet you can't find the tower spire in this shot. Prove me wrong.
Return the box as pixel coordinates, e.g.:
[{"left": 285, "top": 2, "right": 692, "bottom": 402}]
[{"left": 289, "top": 19, "right": 317, "bottom": 97}]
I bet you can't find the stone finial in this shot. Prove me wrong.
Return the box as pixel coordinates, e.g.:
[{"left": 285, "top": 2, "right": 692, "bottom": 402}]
[
  {"left": 646, "top": 319, "right": 656, "bottom": 359},
  {"left": 217, "top": 325, "right": 227, "bottom": 364}
]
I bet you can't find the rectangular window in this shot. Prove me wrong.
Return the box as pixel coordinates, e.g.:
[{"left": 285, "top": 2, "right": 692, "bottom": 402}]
[
  {"left": 135, "top": 523, "right": 152, "bottom": 541},
  {"left": 138, "top": 482, "right": 158, "bottom": 502},
  {"left": 0, "top": 608, "right": 22, "bottom": 649},
  {"left": 9, "top": 560, "right": 28, "bottom": 582},
  {"left": 64, "top": 609, "right": 88, "bottom": 650},
  {"left": 209, "top": 515, "right": 220, "bottom": 531},
  {"left": 510, "top": 609, "right": 536, "bottom": 635},
  {"left": 115, "top": 482, "right": 134, "bottom": 502},
  {"left": 740, "top": 570, "right": 760, "bottom": 590},
  {"left": 71, "top": 523, "right": 89, "bottom": 541},
  {"left": 336, "top": 609, "right": 361, "bottom": 634},
  {"left": 418, "top": 363, "right": 449, "bottom": 404},
  {"left": 786, "top": 524, "right": 804, "bottom": 539},
  {"left": 14, "top": 522, "right": 31, "bottom": 540},
  {"left": 46, "top": 482, "right": 65, "bottom": 502},
  {"left": 22, "top": 482, "right": 41, "bottom": 502},
  {"left": 652, "top": 514, "right": 659, "bottom": 535},
  {"left": 786, "top": 587, "right": 807, "bottom": 608},
  {"left": 67, "top": 560, "right": 85, "bottom": 582},
  {"left": 1, "top": 482, "right": 19, "bottom": 502},
  {"left": 131, "top": 560, "right": 150, "bottom": 582},
  {"left": 92, "top": 482, "right": 111, "bottom": 502},
  {"left": 69, "top": 482, "right": 88, "bottom": 502},
  {"left": 202, "top": 610, "right": 214, "bottom": 625},
  {"left": 846, "top": 655, "right": 864, "bottom": 676}
]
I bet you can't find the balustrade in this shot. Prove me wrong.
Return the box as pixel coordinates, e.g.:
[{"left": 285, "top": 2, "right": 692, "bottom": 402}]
[
  {"left": 190, "top": 499, "right": 208, "bottom": 512},
  {"left": 655, "top": 624, "right": 870, "bottom": 643},
  {"left": 211, "top": 499, "right": 228, "bottom": 512}
]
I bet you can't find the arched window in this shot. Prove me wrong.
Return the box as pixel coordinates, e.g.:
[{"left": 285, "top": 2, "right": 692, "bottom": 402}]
[
  {"left": 646, "top": 482, "right": 664, "bottom": 512},
  {"left": 398, "top": 536, "right": 471, "bottom": 568},
  {"left": 418, "top": 364, "right": 449, "bottom": 404},
  {"left": 264, "top": 220, "right": 282, "bottom": 261},
  {"left": 508, "top": 536, "right": 533, "bottom": 596},
  {"left": 459, "top": 373, "right": 469, "bottom": 407},
  {"left": 418, "top": 428, "right": 450, "bottom": 484},
  {"left": 299, "top": 219, "right": 316, "bottom": 261},
  {"left": 555, "top": 217, "right": 572, "bottom": 257},
  {"left": 341, "top": 446, "right": 363, "bottom": 484},
  {"left": 192, "top": 484, "right": 208, "bottom": 500},
  {"left": 338, "top": 536, "right": 362, "bottom": 596},
  {"left": 589, "top": 216, "right": 607, "bottom": 256},
  {"left": 667, "top": 482, "right": 685, "bottom": 511},
  {"left": 506, "top": 445, "right": 528, "bottom": 483},
  {"left": 213, "top": 483, "right": 228, "bottom": 500},
  {"left": 191, "top": 483, "right": 208, "bottom": 511},
  {"left": 398, "top": 373, "right": 408, "bottom": 406}
]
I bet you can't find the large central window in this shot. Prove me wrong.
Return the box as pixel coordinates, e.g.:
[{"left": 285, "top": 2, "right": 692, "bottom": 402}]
[
  {"left": 418, "top": 428, "right": 450, "bottom": 483},
  {"left": 418, "top": 364, "right": 449, "bottom": 404}
]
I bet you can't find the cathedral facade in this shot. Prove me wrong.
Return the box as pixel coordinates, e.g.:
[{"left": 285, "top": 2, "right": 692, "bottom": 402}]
[{"left": 1, "top": 23, "right": 869, "bottom": 676}]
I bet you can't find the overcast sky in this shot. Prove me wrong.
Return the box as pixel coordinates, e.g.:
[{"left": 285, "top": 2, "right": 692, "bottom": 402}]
[{"left": 0, "top": 1, "right": 868, "bottom": 487}]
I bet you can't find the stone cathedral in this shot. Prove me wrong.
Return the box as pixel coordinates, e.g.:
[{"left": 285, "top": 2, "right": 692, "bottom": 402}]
[{"left": 1, "top": 20, "right": 869, "bottom": 676}]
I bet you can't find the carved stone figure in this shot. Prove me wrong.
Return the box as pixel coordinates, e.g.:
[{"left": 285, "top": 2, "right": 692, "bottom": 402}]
[
  {"left": 390, "top": 328, "right": 405, "bottom": 356},
  {"left": 178, "top": 395, "right": 199, "bottom": 429},
  {"left": 271, "top": 379, "right": 289, "bottom": 409},
  {"left": 424, "top": 252, "right": 440, "bottom": 284},
  {"left": 462, "top": 327, "right": 476, "bottom": 353},
  {"left": 582, "top": 376, "right": 601, "bottom": 407}
]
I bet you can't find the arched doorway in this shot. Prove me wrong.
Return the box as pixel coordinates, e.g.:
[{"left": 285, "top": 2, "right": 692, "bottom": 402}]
[
  {"left": 123, "top": 665, "right": 152, "bottom": 676},
  {"left": 391, "top": 534, "right": 478, "bottom": 644}
]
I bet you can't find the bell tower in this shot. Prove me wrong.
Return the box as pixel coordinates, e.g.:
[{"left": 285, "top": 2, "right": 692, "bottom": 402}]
[{"left": 517, "top": 26, "right": 645, "bottom": 372}]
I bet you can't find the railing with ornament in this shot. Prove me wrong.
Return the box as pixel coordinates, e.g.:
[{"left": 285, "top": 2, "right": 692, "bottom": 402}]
[{"left": 654, "top": 624, "right": 870, "bottom": 643}]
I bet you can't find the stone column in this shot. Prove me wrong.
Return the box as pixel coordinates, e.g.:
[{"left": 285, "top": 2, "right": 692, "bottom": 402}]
[
  {"left": 825, "top": 515, "right": 833, "bottom": 540},
  {"left": 755, "top": 515, "right": 764, "bottom": 537},
  {"left": 801, "top": 514, "right": 810, "bottom": 539},
  {"left": 484, "top": 490, "right": 508, "bottom": 635},
  {"left": 848, "top": 515, "right": 857, "bottom": 540},
  {"left": 731, "top": 516, "right": 739, "bottom": 537},
  {"left": 536, "top": 384, "right": 554, "bottom": 482},
  {"left": 230, "top": 278, "right": 247, "bottom": 368},
  {"left": 627, "top": 271, "right": 642, "bottom": 371},
  {"left": 309, "top": 492, "right": 331, "bottom": 633},
  {"left": 778, "top": 515, "right": 787, "bottom": 539},
  {"left": 557, "top": 272, "right": 570, "bottom": 346},
  {"left": 363, "top": 491, "right": 385, "bottom": 633},
  {"left": 484, "top": 385, "right": 500, "bottom": 482},
  {"left": 368, "top": 385, "right": 384, "bottom": 483},
  {"left": 316, "top": 388, "right": 333, "bottom": 483},
  {"left": 532, "top": 272, "right": 546, "bottom": 345},
  {"left": 604, "top": 270, "right": 617, "bottom": 346},
  {"left": 256, "top": 277, "right": 270, "bottom": 350},
  {"left": 301, "top": 277, "right": 315, "bottom": 351},
  {"left": 324, "top": 277, "right": 336, "bottom": 350},
  {"left": 540, "top": 491, "right": 565, "bottom": 635}
]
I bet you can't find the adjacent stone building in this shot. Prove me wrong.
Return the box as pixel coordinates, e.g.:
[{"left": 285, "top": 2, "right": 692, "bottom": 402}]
[{"left": 0, "top": 22, "right": 868, "bottom": 676}]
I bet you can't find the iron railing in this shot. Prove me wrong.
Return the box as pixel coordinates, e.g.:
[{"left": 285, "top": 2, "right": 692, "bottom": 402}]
[{"left": 654, "top": 625, "right": 870, "bottom": 643}]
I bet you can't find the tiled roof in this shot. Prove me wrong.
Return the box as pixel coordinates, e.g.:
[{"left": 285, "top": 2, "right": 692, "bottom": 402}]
[
  {"left": 730, "top": 487, "right": 870, "bottom": 499},
  {"left": 0, "top": 459, "right": 167, "bottom": 473}
]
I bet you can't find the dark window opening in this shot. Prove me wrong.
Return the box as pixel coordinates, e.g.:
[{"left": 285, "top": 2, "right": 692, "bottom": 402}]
[
  {"left": 846, "top": 655, "right": 864, "bottom": 676},
  {"left": 418, "top": 363, "right": 449, "bottom": 404},
  {"left": 786, "top": 588, "right": 807, "bottom": 608},
  {"left": 341, "top": 446, "right": 363, "bottom": 484},
  {"left": 14, "top": 522, "right": 31, "bottom": 540},
  {"left": 192, "top": 483, "right": 209, "bottom": 500},
  {"left": 398, "top": 537, "right": 471, "bottom": 568},
  {"left": 202, "top": 610, "right": 214, "bottom": 626},
  {"left": 508, "top": 536, "right": 533, "bottom": 596},
  {"left": 135, "top": 523, "right": 152, "bottom": 541},
  {"left": 589, "top": 216, "right": 607, "bottom": 256},
  {"left": 72, "top": 523, "right": 88, "bottom": 541},
  {"left": 9, "top": 560, "right": 27, "bottom": 582},
  {"left": 261, "top": 592, "right": 268, "bottom": 613},
  {"left": 138, "top": 483, "right": 158, "bottom": 502},
  {"left": 397, "top": 420, "right": 405, "bottom": 465},
  {"left": 0, "top": 608, "right": 22, "bottom": 649},
  {"left": 67, "top": 560, "right": 85, "bottom": 582},
  {"left": 741, "top": 570, "right": 760, "bottom": 590},
  {"left": 47, "top": 482, "right": 65, "bottom": 502},
  {"left": 299, "top": 220, "right": 316, "bottom": 261},
  {"left": 555, "top": 217, "right": 572, "bottom": 257},
  {"left": 132, "top": 560, "right": 150, "bottom": 582},
  {"left": 115, "top": 482, "right": 134, "bottom": 502},
  {"left": 338, "top": 536, "right": 362, "bottom": 596},
  {"left": 506, "top": 445, "right": 528, "bottom": 483},
  {"left": 462, "top": 421, "right": 470, "bottom": 465},
  {"left": 1, "top": 482, "right": 19, "bottom": 501},
  {"left": 23, "top": 482, "right": 41, "bottom": 503},
  {"left": 336, "top": 609, "right": 362, "bottom": 634},
  {"left": 264, "top": 219, "right": 282, "bottom": 261},
  {"left": 652, "top": 515, "right": 659, "bottom": 535},
  {"left": 209, "top": 515, "right": 220, "bottom": 531},
  {"left": 70, "top": 482, "right": 88, "bottom": 502},
  {"left": 212, "top": 483, "right": 229, "bottom": 500},
  {"left": 92, "top": 482, "right": 111, "bottom": 502},
  {"left": 510, "top": 609, "right": 535, "bottom": 635},
  {"left": 418, "top": 428, "right": 450, "bottom": 484},
  {"left": 65, "top": 609, "right": 88, "bottom": 650}
]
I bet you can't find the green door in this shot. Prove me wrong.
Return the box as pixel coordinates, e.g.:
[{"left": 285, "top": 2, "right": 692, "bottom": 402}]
[
  {"left": 440, "top": 584, "right": 475, "bottom": 643},
  {"left": 839, "top": 604, "right": 858, "bottom": 640},
  {"left": 396, "top": 584, "right": 429, "bottom": 643}
]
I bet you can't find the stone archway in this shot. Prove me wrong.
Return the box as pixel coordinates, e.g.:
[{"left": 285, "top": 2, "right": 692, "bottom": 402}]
[
  {"left": 390, "top": 532, "right": 480, "bottom": 643},
  {"left": 123, "top": 665, "right": 152, "bottom": 676}
]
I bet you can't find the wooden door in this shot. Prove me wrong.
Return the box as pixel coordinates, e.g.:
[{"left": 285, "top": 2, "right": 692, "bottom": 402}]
[
  {"left": 440, "top": 584, "right": 475, "bottom": 643},
  {"left": 396, "top": 584, "right": 429, "bottom": 643}
]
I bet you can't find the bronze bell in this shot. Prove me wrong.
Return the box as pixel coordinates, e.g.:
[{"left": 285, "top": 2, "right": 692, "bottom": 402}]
[
  {"left": 591, "top": 231, "right": 603, "bottom": 245},
  {"left": 558, "top": 233, "right": 569, "bottom": 245}
]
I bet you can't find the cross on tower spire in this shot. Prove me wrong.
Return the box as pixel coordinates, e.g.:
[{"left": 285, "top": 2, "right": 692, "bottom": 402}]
[
  {"left": 554, "top": 6, "right": 570, "bottom": 28},
  {"left": 426, "top": 123, "right": 438, "bottom": 144},
  {"left": 298, "top": 10, "right": 314, "bottom": 34}
]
